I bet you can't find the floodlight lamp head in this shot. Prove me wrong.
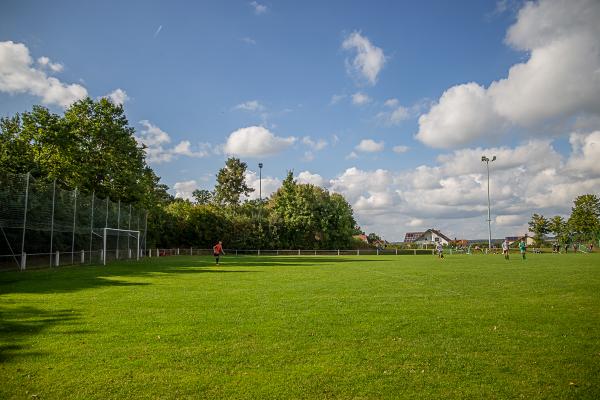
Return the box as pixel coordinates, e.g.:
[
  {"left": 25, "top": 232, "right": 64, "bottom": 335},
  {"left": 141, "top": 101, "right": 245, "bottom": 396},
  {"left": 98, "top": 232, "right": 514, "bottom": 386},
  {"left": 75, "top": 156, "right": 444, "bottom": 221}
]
[
  {"left": 258, "top": 162, "right": 263, "bottom": 169},
  {"left": 492, "top": 156, "right": 497, "bottom": 162},
  {"left": 481, "top": 156, "right": 488, "bottom": 162}
]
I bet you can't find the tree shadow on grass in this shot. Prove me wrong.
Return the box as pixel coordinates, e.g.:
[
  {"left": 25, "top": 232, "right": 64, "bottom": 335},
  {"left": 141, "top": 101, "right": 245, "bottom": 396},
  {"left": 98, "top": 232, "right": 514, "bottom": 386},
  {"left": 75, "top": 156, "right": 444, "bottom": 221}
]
[
  {"left": 0, "top": 274, "right": 150, "bottom": 296},
  {"left": 0, "top": 255, "right": 385, "bottom": 296},
  {"left": 209, "top": 256, "right": 390, "bottom": 268},
  {"left": 0, "top": 305, "right": 83, "bottom": 362}
]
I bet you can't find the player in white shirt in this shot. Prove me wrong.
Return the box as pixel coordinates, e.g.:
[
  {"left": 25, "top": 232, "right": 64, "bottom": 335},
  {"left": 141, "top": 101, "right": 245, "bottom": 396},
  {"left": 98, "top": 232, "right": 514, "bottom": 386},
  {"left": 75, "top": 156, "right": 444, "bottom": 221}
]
[{"left": 502, "top": 239, "right": 510, "bottom": 260}]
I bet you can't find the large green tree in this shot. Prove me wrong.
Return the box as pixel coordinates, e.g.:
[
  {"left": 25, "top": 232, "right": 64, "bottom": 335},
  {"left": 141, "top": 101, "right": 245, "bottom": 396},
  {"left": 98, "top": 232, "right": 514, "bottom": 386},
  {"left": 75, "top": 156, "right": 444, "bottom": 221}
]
[
  {"left": 528, "top": 213, "right": 549, "bottom": 246},
  {"left": 548, "top": 215, "right": 568, "bottom": 244},
  {"left": 269, "top": 171, "right": 356, "bottom": 249},
  {"left": 213, "top": 157, "right": 254, "bottom": 207},
  {"left": 568, "top": 194, "right": 600, "bottom": 241},
  {"left": 192, "top": 189, "right": 213, "bottom": 205},
  {"left": 0, "top": 98, "right": 163, "bottom": 204}
]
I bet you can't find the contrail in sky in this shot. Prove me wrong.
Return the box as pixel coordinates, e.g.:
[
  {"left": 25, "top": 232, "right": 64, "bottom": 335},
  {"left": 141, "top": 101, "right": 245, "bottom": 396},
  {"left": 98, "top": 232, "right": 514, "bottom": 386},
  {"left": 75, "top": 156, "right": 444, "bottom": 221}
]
[{"left": 154, "top": 25, "right": 162, "bottom": 37}]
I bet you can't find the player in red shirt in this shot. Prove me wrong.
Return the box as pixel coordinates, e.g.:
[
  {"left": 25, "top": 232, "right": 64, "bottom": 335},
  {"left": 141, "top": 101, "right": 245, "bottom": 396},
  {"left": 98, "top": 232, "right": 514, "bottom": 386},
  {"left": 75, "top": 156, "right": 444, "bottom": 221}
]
[{"left": 213, "top": 241, "right": 225, "bottom": 265}]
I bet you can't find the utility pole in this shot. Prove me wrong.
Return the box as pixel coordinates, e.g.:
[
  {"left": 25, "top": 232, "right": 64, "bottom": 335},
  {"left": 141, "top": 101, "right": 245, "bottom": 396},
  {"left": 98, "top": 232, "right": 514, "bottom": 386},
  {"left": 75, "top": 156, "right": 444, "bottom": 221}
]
[{"left": 481, "top": 155, "right": 496, "bottom": 251}]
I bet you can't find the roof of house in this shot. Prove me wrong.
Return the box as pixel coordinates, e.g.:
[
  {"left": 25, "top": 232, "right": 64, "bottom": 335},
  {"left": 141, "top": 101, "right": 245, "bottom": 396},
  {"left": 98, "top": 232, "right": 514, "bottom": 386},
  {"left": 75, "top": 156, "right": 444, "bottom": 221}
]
[
  {"left": 403, "top": 232, "right": 424, "bottom": 242},
  {"left": 353, "top": 234, "right": 368, "bottom": 242},
  {"left": 413, "top": 229, "right": 452, "bottom": 243}
]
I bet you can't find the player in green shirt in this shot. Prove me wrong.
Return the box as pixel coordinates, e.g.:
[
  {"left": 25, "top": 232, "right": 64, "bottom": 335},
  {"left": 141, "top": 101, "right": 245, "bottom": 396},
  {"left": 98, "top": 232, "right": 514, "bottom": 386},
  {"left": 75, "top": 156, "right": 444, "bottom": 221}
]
[{"left": 519, "top": 239, "right": 526, "bottom": 260}]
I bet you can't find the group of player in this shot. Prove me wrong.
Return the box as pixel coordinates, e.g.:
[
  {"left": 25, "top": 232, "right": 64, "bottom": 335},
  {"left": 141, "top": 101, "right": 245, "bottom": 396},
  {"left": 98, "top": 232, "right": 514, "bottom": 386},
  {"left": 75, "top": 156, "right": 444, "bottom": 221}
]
[
  {"left": 435, "top": 238, "right": 527, "bottom": 260},
  {"left": 501, "top": 238, "right": 527, "bottom": 260}
]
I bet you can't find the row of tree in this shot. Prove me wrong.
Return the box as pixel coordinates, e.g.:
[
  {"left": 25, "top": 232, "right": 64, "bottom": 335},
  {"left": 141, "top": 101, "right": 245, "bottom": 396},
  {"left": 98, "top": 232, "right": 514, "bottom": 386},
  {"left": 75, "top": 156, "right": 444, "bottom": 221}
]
[
  {"left": 0, "top": 99, "right": 361, "bottom": 249},
  {"left": 528, "top": 194, "right": 600, "bottom": 246},
  {"left": 154, "top": 167, "right": 360, "bottom": 249}
]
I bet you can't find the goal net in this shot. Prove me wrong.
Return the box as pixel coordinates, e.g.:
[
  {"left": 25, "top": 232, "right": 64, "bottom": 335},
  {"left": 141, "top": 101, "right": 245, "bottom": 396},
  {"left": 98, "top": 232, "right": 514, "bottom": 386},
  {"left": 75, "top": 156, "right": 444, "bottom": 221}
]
[{"left": 100, "top": 228, "right": 140, "bottom": 265}]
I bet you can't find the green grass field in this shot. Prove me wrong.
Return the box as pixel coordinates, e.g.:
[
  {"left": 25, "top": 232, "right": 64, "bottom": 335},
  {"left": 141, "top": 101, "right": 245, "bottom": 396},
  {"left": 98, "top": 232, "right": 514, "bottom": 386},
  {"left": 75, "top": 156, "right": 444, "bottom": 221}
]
[{"left": 1, "top": 254, "right": 599, "bottom": 399}]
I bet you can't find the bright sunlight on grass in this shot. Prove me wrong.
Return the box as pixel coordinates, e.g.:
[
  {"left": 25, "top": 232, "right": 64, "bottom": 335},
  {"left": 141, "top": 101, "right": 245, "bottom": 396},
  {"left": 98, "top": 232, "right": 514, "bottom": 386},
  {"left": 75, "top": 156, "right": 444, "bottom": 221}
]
[{"left": 1, "top": 254, "right": 599, "bottom": 399}]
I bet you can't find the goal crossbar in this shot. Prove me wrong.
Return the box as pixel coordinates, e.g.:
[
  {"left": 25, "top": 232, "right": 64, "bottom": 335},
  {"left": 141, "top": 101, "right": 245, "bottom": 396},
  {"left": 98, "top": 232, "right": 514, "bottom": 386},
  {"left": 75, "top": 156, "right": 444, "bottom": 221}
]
[{"left": 102, "top": 227, "right": 141, "bottom": 265}]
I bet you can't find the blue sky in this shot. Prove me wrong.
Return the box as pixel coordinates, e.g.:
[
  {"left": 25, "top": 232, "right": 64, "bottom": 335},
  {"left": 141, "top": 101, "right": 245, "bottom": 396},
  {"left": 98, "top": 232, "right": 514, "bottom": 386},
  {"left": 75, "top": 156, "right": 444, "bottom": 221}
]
[{"left": 2, "top": 0, "right": 599, "bottom": 241}]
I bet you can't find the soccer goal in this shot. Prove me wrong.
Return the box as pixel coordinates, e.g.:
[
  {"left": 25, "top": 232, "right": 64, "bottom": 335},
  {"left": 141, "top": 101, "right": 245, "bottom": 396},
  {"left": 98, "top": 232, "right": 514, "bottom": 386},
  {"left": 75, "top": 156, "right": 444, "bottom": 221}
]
[{"left": 102, "top": 228, "right": 141, "bottom": 265}]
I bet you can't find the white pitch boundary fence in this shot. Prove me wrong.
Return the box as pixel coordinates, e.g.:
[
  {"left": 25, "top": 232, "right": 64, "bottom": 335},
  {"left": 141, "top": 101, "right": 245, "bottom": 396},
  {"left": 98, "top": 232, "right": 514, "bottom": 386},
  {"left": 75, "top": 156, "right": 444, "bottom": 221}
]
[{"left": 146, "top": 248, "right": 438, "bottom": 257}]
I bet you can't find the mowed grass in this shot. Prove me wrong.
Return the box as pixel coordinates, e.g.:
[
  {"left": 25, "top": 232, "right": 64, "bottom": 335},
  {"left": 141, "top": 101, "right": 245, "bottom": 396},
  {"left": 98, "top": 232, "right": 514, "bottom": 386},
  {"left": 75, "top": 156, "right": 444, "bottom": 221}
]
[{"left": 1, "top": 254, "right": 599, "bottom": 399}]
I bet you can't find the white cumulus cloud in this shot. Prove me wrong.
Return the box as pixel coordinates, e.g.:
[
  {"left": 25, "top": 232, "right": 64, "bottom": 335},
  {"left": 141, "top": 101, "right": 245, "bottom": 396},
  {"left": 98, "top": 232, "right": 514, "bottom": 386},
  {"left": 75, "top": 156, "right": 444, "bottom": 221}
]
[
  {"left": 342, "top": 31, "right": 386, "bottom": 86},
  {"left": 416, "top": 0, "right": 600, "bottom": 148},
  {"left": 356, "top": 139, "right": 384, "bottom": 153},
  {"left": 234, "top": 100, "right": 265, "bottom": 112},
  {"left": 302, "top": 136, "right": 327, "bottom": 151},
  {"left": 224, "top": 126, "right": 296, "bottom": 157},
  {"left": 393, "top": 145, "right": 409, "bottom": 154},
  {"left": 297, "top": 171, "right": 326, "bottom": 187},
  {"left": 0, "top": 41, "right": 87, "bottom": 108},
  {"left": 243, "top": 171, "right": 281, "bottom": 200},
  {"left": 351, "top": 92, "right": 371, "bottom": 105},
  {"left": 173, "top": 180, "right": 199, "bottom": 201},
  {"left": 136, "top": 120, "right": 211, "bottom": 163},
  {"left": 105, "top": 88, "right": 129, "bottom": 106},
  {"left": 250, "top": 1, "right": 267, "bottom": 14},
  {"left": 37, "top": 56, "right": 63, "bottom": 72}
]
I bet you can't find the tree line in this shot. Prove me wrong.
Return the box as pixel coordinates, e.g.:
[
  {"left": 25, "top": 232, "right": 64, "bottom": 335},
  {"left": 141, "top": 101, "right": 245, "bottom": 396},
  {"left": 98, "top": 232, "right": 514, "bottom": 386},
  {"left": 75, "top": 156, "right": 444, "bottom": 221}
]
[
  {"left": 0, "top": 99, "right": 361, "bottom": 250},
  {"left": 528, "top": 194, "right": 600, "bottom": 246}
]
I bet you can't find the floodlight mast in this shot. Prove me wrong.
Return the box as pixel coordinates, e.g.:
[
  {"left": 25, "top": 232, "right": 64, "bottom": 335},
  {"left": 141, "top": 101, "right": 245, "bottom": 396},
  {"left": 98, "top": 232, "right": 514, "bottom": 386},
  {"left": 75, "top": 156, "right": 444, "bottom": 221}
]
[{"left": 481, "top": 155, "right": 496, "bottom": 250}]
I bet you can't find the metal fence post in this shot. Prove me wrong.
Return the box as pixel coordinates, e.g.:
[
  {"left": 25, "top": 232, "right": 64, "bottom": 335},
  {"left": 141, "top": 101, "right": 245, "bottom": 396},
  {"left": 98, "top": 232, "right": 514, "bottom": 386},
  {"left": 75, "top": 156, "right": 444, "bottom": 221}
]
[
  {"left": 81, "top": 250, "right": 85, "bottom": 264},
  {"left": 20, "top": 172, "right": 30, "bottom": 271},
  {"left": 144, "top": 211, "right": 148, "bottom": 257},
  {"left": 89, "top": 191, "right": 94, "bottom": 264},
  {"left": 127, "top": 204, "right": 132, "bottom": 256},
  {"left": 116, "top": 200, "right": 121, "bottom": 259},
  {"left": 49, "top": 179, "right": 56, "bottom": 268},
  {"left": 71, "top": 188, "right": 78, "bottom": 264},
  {"left": 55, "top": 250, "right": 60, "bottom": 267}
]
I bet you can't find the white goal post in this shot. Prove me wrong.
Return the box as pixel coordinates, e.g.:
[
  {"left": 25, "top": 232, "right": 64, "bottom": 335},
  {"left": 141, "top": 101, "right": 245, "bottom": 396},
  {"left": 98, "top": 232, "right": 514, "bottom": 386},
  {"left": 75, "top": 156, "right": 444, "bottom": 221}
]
[{"left": 102, "top": 227, "right": 141, "bottom": 265}]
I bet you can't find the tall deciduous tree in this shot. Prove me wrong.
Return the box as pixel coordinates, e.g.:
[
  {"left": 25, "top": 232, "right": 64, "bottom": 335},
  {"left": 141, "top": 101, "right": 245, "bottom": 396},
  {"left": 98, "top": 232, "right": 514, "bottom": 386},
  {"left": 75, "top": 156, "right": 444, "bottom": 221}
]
[
  {"left": 63, "top": 97, "right": 147, "bottom": 202},
  {"left": 568, "top": 194, "right": 600, "bottom": 241},
  {"left": 528, "top": 213, "right": 549, "bottom": 246},
  {"left": 269, "top": 171, "right": 356, "bottom": 249},
  {"left": 0, "top": 98, "right": 163, "bottom": 204},
  {"left": 213, "top": 157, "right": 254, "bottom": 206},
  {"left": 548, "top": 215, "right": 568, "bottom": 243},
  {"left": 192, "top": 189, "right": 213, "bottom": 205}
]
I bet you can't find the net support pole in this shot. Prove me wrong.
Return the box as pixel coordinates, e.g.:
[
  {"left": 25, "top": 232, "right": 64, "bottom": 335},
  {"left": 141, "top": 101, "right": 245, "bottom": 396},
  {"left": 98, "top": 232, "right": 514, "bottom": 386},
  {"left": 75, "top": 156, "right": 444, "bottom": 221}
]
[
  {"left": 144, "top": 211, "right": 148, "bottom": 257},
  {"left": 20, "top": 172, "right": 30, "bottom": 271},
  {"left": 89, "top": 191, "right": 95, "bottom": 264},
  {"left": 71, "top": 188, "right": 78, "bottom": 265},
  {"left": 49, "top": 179, "right": 56, "bottom": 268},
  {"left": 116, "top": 200, "right": 121, "bottom": 259},
  {"left": 136, "top": 232, "right": 140, "bottom": 261},
  {"left": 103, "top": 227, "right": 107, "bottom": 266},
  {"left": 127, "top": 204, "right": 131, "bottom": 256}
]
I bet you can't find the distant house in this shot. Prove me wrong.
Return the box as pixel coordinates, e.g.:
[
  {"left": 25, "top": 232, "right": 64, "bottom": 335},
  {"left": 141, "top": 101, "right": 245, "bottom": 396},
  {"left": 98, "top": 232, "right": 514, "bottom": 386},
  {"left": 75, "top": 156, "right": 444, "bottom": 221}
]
[
  {"left": 452, "top": 239, "right": 469, "bottom": 247},
  {"left": 405, "top": 229, "right": 451, "bottom": 246},
  {"left": 353, "top": 234, "right": 369, "bottom": 243},
  {"left": 506, "top": 236, "right": 535, "bottom": 246},
  {"left": 404, "top": 232, "right": 424, "bottom": 243}
]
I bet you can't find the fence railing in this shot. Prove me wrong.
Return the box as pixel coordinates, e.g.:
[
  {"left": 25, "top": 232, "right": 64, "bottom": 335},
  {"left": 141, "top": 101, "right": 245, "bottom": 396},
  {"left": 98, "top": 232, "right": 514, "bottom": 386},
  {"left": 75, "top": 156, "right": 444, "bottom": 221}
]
[{"left": 147, "top": 248, "right": 438, "bottom": 257}]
